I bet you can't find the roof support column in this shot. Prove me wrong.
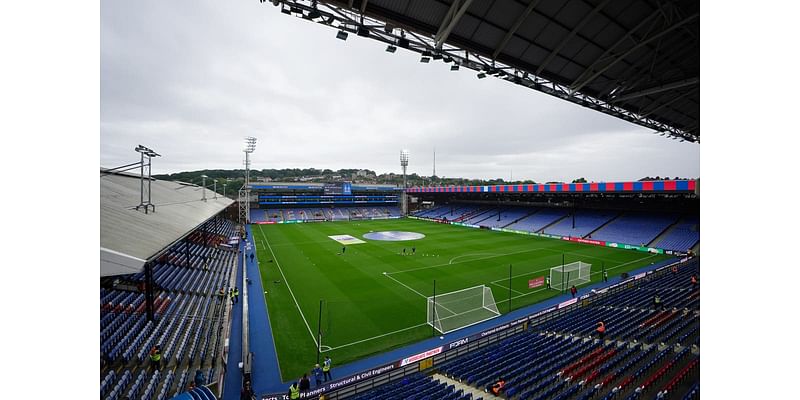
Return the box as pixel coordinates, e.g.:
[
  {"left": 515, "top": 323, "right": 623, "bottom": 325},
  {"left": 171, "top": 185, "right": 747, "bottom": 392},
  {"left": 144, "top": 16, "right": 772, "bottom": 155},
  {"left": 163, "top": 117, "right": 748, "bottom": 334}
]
[
  {"left": 185, "top": 239, "right": 191, "bottom": 268},
  {"left": 144, "top": 261, "right": 155, "bottom": 321}
]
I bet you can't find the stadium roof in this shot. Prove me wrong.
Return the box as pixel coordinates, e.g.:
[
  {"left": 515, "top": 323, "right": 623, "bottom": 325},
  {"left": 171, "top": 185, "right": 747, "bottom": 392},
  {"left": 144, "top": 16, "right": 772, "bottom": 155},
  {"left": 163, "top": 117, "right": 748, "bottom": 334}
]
[
  {"left": 268, "top": 0, "right": 699, "bottom": 142},
  {"left": 100, "top": 170, "right": 234, "bottom": 277}
]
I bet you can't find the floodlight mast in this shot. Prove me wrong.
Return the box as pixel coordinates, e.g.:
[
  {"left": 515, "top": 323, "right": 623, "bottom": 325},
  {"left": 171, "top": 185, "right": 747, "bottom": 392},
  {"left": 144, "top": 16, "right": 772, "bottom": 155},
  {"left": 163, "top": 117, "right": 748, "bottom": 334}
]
[
  {"left": 134, "top": 145, "right": 160, "bottom": 214},
  {"left": 201, "top": 175, "right": 208, "bottom": 202},
  {"left": 240, "top": 137, "right": 257, "bottom": 224},
  {"left": 400, "top": 150, "right": 409, "bottom": 215}
]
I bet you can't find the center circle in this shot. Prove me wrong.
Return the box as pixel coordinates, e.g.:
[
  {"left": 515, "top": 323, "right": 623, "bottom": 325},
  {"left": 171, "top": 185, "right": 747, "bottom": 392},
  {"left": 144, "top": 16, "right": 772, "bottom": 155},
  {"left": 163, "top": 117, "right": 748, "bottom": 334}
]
[{"left": 363, "top": 231, "right": 426, "bottom": 241}]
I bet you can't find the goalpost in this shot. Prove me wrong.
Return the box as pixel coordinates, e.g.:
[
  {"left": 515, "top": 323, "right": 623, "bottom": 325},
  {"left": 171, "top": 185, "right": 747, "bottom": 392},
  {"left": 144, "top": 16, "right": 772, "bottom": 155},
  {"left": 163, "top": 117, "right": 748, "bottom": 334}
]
[
  {"left": 550, "top": 261, "right": 592, "bottom": 291},
  {"left": 427, "top": 285, "right": 501, "bottom": 334}
]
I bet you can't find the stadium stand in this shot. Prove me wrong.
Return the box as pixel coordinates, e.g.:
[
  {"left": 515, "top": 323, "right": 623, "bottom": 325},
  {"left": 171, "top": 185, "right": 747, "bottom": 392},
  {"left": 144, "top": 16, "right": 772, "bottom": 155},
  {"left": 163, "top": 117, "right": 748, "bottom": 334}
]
[
  {"left": 478, "top": 207, "right": 534, "bottom": 229},
  {"left": 249, "top": 206, "right": 402, "bottom": 222},
  {"left": 544, "top": 210, "right": 619, "bottom": 238},
  {"left": 505, "top": 208, "right": 569, "bottom": 233},
  {"left": 431, "top": 259, "right": 700, "bottom": 400},
  {"left": 651, "top": 217, "right": 700, "bottom": 252},
  {"left": 589, "top": 213, "right": 678, "bottom": 246},
  {"left": 350, "top": 373, "right": 481, "bottom": 400},
  {"left": 100, "top": 220, "right": 236, "bottom": 400},
  {"left": 101, "top": 171, "right": 232, "bottom": 400}
]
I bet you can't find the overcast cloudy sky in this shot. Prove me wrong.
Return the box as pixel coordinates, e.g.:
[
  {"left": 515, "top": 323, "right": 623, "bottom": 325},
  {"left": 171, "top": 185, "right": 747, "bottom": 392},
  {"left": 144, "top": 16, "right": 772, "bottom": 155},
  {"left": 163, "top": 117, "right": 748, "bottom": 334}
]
[{"left": 100, "top": 0, "right": 699, "bottom": 182}]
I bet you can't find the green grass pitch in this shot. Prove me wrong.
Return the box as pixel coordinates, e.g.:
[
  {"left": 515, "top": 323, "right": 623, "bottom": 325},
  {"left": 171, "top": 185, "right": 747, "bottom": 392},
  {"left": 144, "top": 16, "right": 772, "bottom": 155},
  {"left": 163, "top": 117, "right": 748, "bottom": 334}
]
[{"left": 252, "top": 218, "right": 672, "bottom": 380}]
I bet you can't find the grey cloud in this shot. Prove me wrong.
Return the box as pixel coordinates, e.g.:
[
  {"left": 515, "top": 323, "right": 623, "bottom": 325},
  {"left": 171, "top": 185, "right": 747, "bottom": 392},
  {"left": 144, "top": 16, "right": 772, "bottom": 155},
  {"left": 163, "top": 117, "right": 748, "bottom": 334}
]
[{"left": 101, "top": 0, "right": 698, "bottom": 182}]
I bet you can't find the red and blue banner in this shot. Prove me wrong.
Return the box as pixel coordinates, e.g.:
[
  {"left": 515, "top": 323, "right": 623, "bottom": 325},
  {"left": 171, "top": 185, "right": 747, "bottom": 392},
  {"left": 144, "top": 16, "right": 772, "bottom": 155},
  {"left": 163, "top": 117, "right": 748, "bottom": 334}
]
[{"left": 407, "top": 180, "right": 696, "bottom": 194}]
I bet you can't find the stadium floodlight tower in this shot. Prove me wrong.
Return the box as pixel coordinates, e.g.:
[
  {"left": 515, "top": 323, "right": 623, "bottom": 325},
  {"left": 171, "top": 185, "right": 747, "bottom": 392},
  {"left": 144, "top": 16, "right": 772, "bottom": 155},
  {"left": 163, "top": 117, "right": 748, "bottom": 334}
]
[
  {"left": 239, "top": 137, "right": 257, "bottom": 224},
  {"left": 400, "top": 149, "right": 409, "bottom": 215},
  {"left": 201, "top": 175, "right": 208, "bottom": 202},
  {"left": 133, "top": 145, "right": 160, "bottom": 214}
]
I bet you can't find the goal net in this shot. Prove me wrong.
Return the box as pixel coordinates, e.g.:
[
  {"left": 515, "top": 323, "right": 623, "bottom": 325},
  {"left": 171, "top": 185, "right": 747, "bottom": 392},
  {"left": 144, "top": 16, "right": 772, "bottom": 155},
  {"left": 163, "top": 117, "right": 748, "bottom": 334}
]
[
  {"left": 550, "top": 261, "right": 592, "bottom": 291},
  {"left": 427, "top": 285, "right": 501, "bottom": 334}
]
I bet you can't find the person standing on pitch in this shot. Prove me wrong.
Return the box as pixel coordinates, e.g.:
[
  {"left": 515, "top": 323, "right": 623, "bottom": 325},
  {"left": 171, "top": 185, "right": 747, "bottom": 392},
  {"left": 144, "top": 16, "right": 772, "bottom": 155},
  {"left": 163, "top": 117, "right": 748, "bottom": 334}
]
[
  {"left": 545, "top": 276, "right": 551, "bottom": 289},
  {"left": 570, "top": 285, "right": 577, "bottom": 298},
  {"left": 412, "top": 246, "right": 416, "bottom": 255},
  {"left": 323, "top": 356, "right": 333, "bottom": 381},
  {"left": 603, "top": 270, "right": 608, "bottom": 282},
  {"left": 342, "top": 246, "right": 346, "bottom": 254}
]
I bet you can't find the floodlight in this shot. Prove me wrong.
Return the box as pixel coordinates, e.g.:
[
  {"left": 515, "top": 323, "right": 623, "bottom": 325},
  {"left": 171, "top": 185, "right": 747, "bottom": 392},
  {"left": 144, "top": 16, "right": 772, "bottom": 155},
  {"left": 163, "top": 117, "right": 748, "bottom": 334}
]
[
  {"left": 386, "top": 45, "right": 397, "bottom": 53},
  {"left": 357, "top": 26, "right": 369, "bottom": 37},
  {"left": 477, "top": 72, "right": 487, "bottom": 79},
  {"left": 308, "top": 9, "right": 321, "bottom": 20},
  {"left": 420, "top": 56, "right": 430, "bottom": 63},
  {"left": 450, "top": 64, "right": 460, "bottom": 71},
  {"left": 443, "top": 56, "right": 453, "bottom": 63},
  {"left": 281, "top": 6, "right": 291, "bottom": 14},
  {"left": 336, "top": 30, "right": 348, "bottom": 40},
  {"left": 397, "top": 37, "right": 410, "bottom": 48},
  {"left": 432, "top": 53, "right": 443, "bottom": 61},
  {"left": 400, "top": 149, "right": 409, "bottom": 167}
]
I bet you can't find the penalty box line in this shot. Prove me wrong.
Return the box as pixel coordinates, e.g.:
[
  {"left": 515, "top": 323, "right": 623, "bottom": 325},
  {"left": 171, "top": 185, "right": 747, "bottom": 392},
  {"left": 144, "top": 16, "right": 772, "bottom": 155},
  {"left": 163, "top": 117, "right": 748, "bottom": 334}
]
[
  {"left": 489, "top": 253, "right": 661, "bottom": 302},
  {"left": 320, "top": 322, "right": 430, "bottom": 353},
  {"left": 257, "top": 226, "right": 319, "bottom": 347},
  {"left": 382, "top": 273, "right": 459, "bottom": 316}
]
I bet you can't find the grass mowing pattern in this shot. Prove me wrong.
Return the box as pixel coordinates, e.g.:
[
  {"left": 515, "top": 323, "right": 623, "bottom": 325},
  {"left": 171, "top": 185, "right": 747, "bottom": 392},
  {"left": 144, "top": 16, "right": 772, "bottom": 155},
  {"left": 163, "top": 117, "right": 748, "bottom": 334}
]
[{"left": 253, "top": 218, "right": 672, "bottom": 380}]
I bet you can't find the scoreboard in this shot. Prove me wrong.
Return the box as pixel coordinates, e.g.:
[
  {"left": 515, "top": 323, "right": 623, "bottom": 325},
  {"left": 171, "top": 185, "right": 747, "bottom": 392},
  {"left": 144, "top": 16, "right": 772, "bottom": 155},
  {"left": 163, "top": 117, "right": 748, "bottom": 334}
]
[{"left": 324, "top": 182, "right": 352, "bottom": 195}]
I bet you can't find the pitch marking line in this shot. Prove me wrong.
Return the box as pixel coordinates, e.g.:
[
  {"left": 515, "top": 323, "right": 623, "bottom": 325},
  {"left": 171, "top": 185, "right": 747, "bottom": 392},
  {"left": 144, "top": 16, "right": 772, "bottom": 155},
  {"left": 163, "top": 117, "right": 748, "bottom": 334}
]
[
  {"left": 321, "top": 322, "right": 430, "bottom": 352},
  {"left": 490, "top": 281, "right": 525, "bottom": 296},
  {"left": 387, "top": 247, "right": 546, "bottom": 276},
  {"left": 257, "top": 226, "right": 319, "bottom": 347},
  {"left": 449, "top": 253, "right": 499, "bottom": 264},
  {"left": 490, "top": 253, "right": 660, "bottom": 305},
  {"left": 382, "top": 272, "right": 458, "bottom": 316}
]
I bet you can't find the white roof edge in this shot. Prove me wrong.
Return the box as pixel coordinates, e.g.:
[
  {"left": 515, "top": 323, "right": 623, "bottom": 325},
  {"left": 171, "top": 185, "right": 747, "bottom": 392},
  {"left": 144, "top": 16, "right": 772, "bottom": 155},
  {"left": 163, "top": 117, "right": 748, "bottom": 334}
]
[{"left": 100, "top": 247, "right": 147, "bottom": 277}]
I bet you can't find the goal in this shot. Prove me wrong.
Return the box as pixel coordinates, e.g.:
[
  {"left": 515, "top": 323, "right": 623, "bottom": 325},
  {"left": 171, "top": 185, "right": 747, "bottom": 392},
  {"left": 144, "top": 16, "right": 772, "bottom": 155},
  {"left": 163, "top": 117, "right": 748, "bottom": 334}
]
[
  {"left": 549, "top": 261, "right": 592, "bottom": 291},
  {"left": 427, "top": 285, "right": 501, "bottom": 334}
]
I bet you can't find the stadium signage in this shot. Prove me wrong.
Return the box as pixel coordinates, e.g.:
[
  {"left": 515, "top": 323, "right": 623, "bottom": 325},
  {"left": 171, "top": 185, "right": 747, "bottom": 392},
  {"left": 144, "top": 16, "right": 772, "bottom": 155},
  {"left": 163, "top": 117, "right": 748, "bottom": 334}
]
[
  {"left": 399, "top": 346, "right": 443, "bottom": 366},
  {"left": 479, "top": 323, "right": 511, "bottom": 338},
  {"left": 260, "top": 363, "right": 398, "bottom": 400},
  {"left": 564, "top": 237, "right": 607, "bottom": 246},
  {"left": 528, "top": 276, "right": 545, "bottom": 288},
  {"left": 557, "top": 298, "right": 578, "bottom": 309},
  {"left": 447, "top": 337, "right": 469, "bottom": 350}
]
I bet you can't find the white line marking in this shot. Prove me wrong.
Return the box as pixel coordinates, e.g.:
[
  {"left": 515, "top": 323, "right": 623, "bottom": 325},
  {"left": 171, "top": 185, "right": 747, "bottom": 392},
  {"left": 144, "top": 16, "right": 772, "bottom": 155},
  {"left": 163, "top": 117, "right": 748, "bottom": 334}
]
[
  {"left": 490, "top": 281, "right": 525, "bottom": 295},
  {"left": 321, "top": 322, "right": 429, "bottom": 352},
  {"left": 387, "top": 247, "right": 546, "bottom": 275},
  {"left": 448, "top": 253, "right": 499, "bottom": 264},
  {"left": 383, "top": 273, "right": 428, "bottom": 298},
  {"left": 383, "top": 273, "right": 458, "bottom": 315},
  {"left": 256, "top": 225, "right": 319, "bottom": 347}
]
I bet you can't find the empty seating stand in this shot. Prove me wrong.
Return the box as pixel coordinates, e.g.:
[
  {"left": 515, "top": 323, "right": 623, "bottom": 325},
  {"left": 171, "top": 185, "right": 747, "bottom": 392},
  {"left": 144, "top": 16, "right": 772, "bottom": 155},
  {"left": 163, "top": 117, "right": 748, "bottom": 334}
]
[{"left": 100, "top": 218, "right": 237, "bottom": 400}]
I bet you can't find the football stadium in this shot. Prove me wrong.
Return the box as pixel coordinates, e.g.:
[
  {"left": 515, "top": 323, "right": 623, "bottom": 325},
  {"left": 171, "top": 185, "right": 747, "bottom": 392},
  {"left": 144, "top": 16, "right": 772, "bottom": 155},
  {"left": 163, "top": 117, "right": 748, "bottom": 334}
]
[{"left": 99, "top": 1, "right": 700, "bottom": 400}]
